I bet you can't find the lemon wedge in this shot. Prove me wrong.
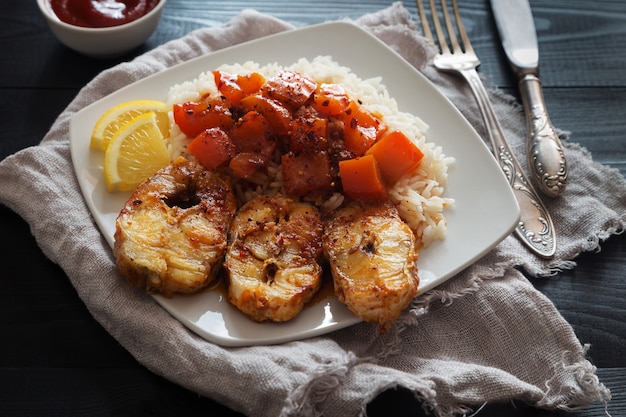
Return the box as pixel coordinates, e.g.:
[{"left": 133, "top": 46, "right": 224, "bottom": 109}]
[
  {"left": 91, "top": 99, "right": 170, "bottom": 152},
  {"left": 104, "top": 112, "right": 171, "bottom": 192}
]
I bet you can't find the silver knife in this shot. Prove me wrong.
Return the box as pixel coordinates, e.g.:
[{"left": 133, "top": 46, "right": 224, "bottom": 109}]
[{"left": 490, "top": 0, "right": 567, "bottom": 197}]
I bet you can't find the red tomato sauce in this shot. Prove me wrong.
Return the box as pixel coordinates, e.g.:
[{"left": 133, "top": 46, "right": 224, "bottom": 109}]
[{"left": 49, "top": 0, "right": 160, "bottom": 28}]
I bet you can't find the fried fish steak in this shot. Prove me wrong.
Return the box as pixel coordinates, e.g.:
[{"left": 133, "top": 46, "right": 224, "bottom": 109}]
[
  {"left": 322, "top": 201, "right": 419, "bottom": 333},
  {"left": 113, "top": 157, "right": 237, "bottom": 297},
  {"left": 224, "top": 194, "right": 324, "bottom": 322}
]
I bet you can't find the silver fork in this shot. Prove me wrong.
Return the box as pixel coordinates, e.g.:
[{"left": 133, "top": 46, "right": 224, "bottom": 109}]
[{"left": 417, "top": 0, "right": 556, "bottom": 258}]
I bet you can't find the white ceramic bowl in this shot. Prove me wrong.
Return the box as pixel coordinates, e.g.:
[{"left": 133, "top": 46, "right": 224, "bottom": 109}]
[{"left": 37, "top": 0, "right": 166, "bottom": 58}]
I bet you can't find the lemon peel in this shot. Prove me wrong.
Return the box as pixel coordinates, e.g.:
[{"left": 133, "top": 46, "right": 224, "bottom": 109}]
[
  {"left": 91, "top": 99, "right": 170, "bottom": 152},
  {"left": 104, "top": 112, "right": 171, "bottom": 192}
]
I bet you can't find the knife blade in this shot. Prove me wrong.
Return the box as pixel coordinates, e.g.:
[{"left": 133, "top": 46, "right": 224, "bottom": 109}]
[{"left": 490, "top": 0, "right": 567, "bottom": 197}]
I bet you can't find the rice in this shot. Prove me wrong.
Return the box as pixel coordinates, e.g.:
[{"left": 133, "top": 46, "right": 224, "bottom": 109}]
[{"left": 164, "top": 56, "right": 454, "bottom": 247}]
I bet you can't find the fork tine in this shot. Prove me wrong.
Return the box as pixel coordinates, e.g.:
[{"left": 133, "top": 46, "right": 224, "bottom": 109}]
[
  {"left": 450, "top": 0, "right": 475, "bottom": 54},
  {"left": 416, "top": 0, "right": 434, "bottom": 42},
  {"left": 440, "top": 0, "right": 462, "bottom": 53},
  {"left": 428, "top": 0, "right": 451, "bottom": 55},
  {"left": 417, "top": 0, "right": 450, "bottom": 55},
  {"left": 417, "top": 0, "right": 473, "bottom": 56}
]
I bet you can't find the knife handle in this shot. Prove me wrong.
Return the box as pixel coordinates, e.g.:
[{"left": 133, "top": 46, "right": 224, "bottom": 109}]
[
  {"left": 519, "top": 74, "right": 568, "bottom": 197},
  {"left": 461, "top": 67, "right": 556, "bottom": 258}
]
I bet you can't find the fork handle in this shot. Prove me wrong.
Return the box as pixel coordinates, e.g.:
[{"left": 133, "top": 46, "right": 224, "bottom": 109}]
[
  {"left": 519, "top": 74, "right": 568, "bottom": 197},
  {"left": 460, "top": 68, "right": 556, "bottom": 258}
]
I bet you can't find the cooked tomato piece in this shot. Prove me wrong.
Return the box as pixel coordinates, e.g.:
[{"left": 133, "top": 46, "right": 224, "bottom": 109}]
[
  {"left": 228, "top": 152, "right": 268, "bottom": 179},
  {"left": 173, "top": 96, "right": 234, "bottom": 138},
  {"left": 311, "top": 83, "right": 351, "bottom": 117},
  {"left": 366, "top": 130, "right": 424, "bottom": 184},
  {"left": 213, "top": 70, "right": 265, "bottom": 105},
  {"left": 289, "top": 108, "right": 328, "bottom": 153},
  {"left": 240, "top": 94, "right": 292, "bottom": 137},
  {"left": 342, "top": 101, "right": 387, "bottom": 157},
  {"left": 339, "top": 155, "right": 388, "bottom": 201},
  {"left": 261, "top": 70, "right": 317, "bottom": 110},
  {"left": 238, "top": 72, "right": 266, "bottom": 95},
  {"left": 281, "top": 152, "right": 333, "bottom": 197},
  {"left": 187, "top": 127, "right": 237, "bottom": 170},
  {"left": 230, "top": 111, "right": 277, "bottom": 158},
  {"left": 343, "top": 123, "right": 378, "bottom": 157}
]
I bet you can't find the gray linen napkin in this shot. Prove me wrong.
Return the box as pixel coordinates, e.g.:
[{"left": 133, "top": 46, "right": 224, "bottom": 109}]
[{"left": 1, "top": 3, "right": 622, "bottom": 416}]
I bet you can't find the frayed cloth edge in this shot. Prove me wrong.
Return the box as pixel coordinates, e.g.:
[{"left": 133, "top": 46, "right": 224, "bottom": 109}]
[
  {"left": 410, "top": 261, "right": 510, "bottom": 313},
  {"left": 280, "top": 352, "right": 363, "bottom": 417},
  {"left": 537, "top": 344, "right": 612, "bottom": 416}
]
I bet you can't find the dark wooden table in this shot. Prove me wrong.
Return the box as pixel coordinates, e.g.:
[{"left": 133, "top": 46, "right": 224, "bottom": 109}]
[{"left": 1, "top": 1, "right": 624, "bottom": 416}]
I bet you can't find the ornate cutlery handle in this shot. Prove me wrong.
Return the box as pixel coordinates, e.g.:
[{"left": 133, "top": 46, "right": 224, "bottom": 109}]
[
  {"left": 460, "top": 67, "right": 556, "bottom": 258},
  {"left": 519, "top": 74, "right": 567, "bottom": 197}
]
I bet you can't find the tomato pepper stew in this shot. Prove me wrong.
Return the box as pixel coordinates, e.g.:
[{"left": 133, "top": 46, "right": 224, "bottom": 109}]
[{"left": 175, "top": 69, "right": 424, "bottom": 202}]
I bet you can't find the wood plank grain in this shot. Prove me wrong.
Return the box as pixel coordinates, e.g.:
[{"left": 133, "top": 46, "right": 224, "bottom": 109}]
[
  {"left": 542, "top": 88, "right": 626, "bottom": 176},
  {"left": 456, "top": 1, "right": 626, "bottom": 89},
  {"left": 534, "top": 236, "right": 626, "bottom": 368},
  {"left": 0, "top": 89, "right": 77, "bottom": 156},
  {"left": 0, "top": 368, "right": 245, "bottom": 416}
]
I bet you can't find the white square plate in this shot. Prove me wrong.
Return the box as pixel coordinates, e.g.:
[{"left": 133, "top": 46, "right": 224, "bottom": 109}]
[{"left": 70, "top": 21, "right": 519, "bottom": 346}]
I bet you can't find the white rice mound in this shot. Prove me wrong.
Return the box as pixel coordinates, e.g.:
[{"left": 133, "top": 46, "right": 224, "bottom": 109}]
[{"left": 164, "top": 56, "right": 454, "bottom": 248}]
